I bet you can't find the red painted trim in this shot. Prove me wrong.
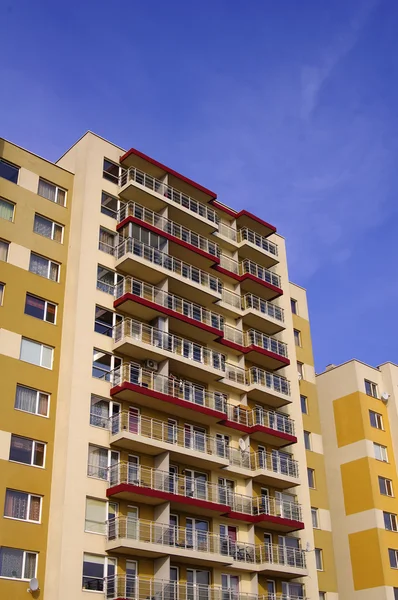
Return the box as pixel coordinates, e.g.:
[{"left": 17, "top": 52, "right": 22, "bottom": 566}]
[
  {"left": 117, "top": 215, "right": 220, "bottom": 263},
  {"left": 114, "top": 293, "right": 223, "bottom": 338},
  {"left": 226, "top": 511, "right": 304, "bottom": 530},
  {"left": 210, "top": 200, "right": 276, "bottom": 234},
  {"left": 120, "top": 148, "right": 217, "bottom": 199},
  {"left": 217, "top": 338, "right": 290, "bottom": 366},
  {"left": 107, "top": 483, "right": 228, "bottom": 512},
  {"left": 213, "top": 266, "right": 283, "bottom": 298},
  {"left": 110, "top": 381, "right": 227, "bottom": 420},
  {"left": 219, "top": 419, "right": 297, "bottom": 444},
  {"left": 213, "top": 266, "right": 241, "bottom": 281}
]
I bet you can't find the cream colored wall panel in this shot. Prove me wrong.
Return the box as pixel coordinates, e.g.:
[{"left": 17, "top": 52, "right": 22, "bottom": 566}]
[
  {"left": 338, "top": 439, "right": 374, "bottom": 463},
  {"left": 94, "top": 289, "right": 115, "bottom": 310},
  {"left": 0, "top": 430, "right": 11, "bottom": 460},
  {"left": 353, "top": 586, "right": 394, "bottom": 599},
  {"left": 97, "top": 248, "right": 116, "bottom": 270},
  {"left": 90, "top": 377, "right": 112, "bottom": 398},
  {"left": 304, "top": 363, "right": 316, "bottom": 384},
  {"left": 8, "top": 242, "right": 30, "bottom": 270},
  {"left": 289, "top": 282, "right": 309, "bottom": 321},
  {"left": 18, "top": 167, "right": 39, "bottom": 193},
  {"left": 319, "top": 508, "right": 332, "bottom": 531},
  {"left": 312, "top": 432, "right": 324, "bottom": 454},
  {"left": 0, "top": 329, "right": 21, "bottom": 359},
  {"left": 346, "top": 508, "right": 385, "bottom": 533}
]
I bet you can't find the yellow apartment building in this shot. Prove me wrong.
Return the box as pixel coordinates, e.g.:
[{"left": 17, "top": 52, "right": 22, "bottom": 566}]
[
  {"left": 1, "top": 132, "right": 324, "bottom": 600},
  {"left": 317, "top": 360, "right": 398, "bottom": 600}
]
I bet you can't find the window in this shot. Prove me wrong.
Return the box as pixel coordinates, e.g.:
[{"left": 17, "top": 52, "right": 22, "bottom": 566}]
[
  {"left": 85, "top": 498, "right": 117, "bottom": 534},
  {"left": 294, "top": 329, "right": 301, "bottom": 346},
  {"left": 315, "top": 548, "right": 323, "bottom": 570},
  {"left": 97, "top": 265, "right": 120, "bottom": 295},
  {"left": 20, "top": 338, "right": 53, "bottom": 369},
  {"left": 0, "top": 283, "right": 4, "bottom": 305},
  {"left": 29, "top": 253, "right": 60, "bottom": 282},
  {"left": 311, "top": 507, "right": 319, "bottom": 528},
  {"left": 4, "top": 490, "right": 41, "bottom": 522},
  {"left": 95, "top": 306, "right": 120, "bottom": 337},
  {"left": 369, "top": 410, "right": 383, "bottom": 430},
  {"left": 37, "top": 178, "right": 66, "bottom": 206},
  {"left": 99, "top": 227, "right": 116, "bottom": 255},
  {"left": 25, "top": 294, "right": 57, "bottom": 324},
  {"left": 389, "top": 548, "right": 398, "bottom": 569},
  {"left": 297, "top": 362, "right": 304, "bottom": 379},
  {"left": 0, "top": 198, "right": 15, "bottom": 221},
  {"left": 384, "top": 512, "right": 398, "bottom": 532},
  {"left": 0, "top": 240, "right": 9, "bottom": 261},
  {"left": 374, "top": 443, "right": 388, "bottom": 462},
  {"left": 9, "top": 435, "right": 45, "bottom": 467},
  {"left": 319, "top": 593, "right": 326, "bottom": 600},
  {"left": 300, "top": 395, "right": 308, "bottom": 414},
  {"left": 90, "top": 396, "right": 113, "bottom": 428},
  {"left": 101, "top": 191, "right": 119, "bottom": 219},
  {"left": 394, "top": 588, "right": 398, "bottom": 600},
  {"left": 103, "top": 159, "right": 119, "bottom": 184},
  {"left": 92, "top": 349, "right": 121, "bottom": 381},
  {"left": 0, "top": 547, "right": 37, "bottom": 580},
  {"left": 379, "top": 476, "right": 394, "bottom": 497},
  {"left": 304, "top": 431, "right": 312, "bottom": 450},
  {"left": 82, "top": 553, "right": 116, "bottom": 591},
  {"left": 131, "top": 223, "right": 167, "bottom": 251},
  {"left": 307, "top": 468, "right": 315, "bottom": 488},
  {"left": 365, "top": 379, "right": 378, "bottom": 398},
  {"left": 87, "top": 445, "right": 119, "bottom": 480},
  {"left": 0, "top": 158, "right": 19, "bottom": 183},
  {"left": 33, "top": 214, "right": 63, "bottom": 242},
  {"left": 290, "top": 298, "right": 298, "bottom": 314},
  {"left": 15, "top": 385, "right": 49, "bottom": 417}
]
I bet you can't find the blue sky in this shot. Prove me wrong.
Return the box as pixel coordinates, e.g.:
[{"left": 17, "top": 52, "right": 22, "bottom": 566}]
[{"left": 1, "top": 0, "right": 397, "bottom": 371}]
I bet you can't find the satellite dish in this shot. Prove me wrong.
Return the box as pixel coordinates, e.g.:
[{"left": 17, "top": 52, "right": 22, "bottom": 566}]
[
  {"left": 381, "top": 392, "right": 390, "bottom": 402},
  {"left": 297, "top": 373, "right": 302, "bottom": 380},
  {"left": 305, "top": 541, "right": 311, "bottom": 552},
  {"left": 239, "top": 438, "right": 247, "bottom": 451},
  {"left": 28, "top": 578, "right": 39, "bottom": 593}
]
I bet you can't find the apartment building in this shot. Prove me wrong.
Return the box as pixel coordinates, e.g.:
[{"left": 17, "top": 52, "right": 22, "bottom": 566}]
[
  {"left": 317, "top": 360, "right": 398, "bottom": 599},
  {"left": 1, "top": 132, "right": 320, "bottom": 600}
]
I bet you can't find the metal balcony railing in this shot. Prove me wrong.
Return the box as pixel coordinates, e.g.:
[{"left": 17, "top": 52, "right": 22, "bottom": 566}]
[
  {"left": 223, "top": 326, "right": 288, "bottom": 358},
  {"left": 247, "top": 367, "right": 291, "bottom": 397},
  {"left": 113, "top": 319, "right": 226, "bottom": 372},
  {"left": 111, "top": 364, "right": 228, "bottom": 414},
  {"left": 240, "top": 259, "right": 281, "bottom": 288},
  {"left": 116, "top": 238, "right": 222, "bottom": 294},
  {"left": 109, "top": 412, "right": 229, "bottom": 459},
  {"left": 218, "top": 222, "right": 237, "bottom": 242},
  {"left": 219, "top": 255, "right": 240, "bottom": 274},
  {"left": 119, "top": 166, "right": 219, "bottom": 224},
  {"left": 118, "top": 201, "right": 220, "bottom": 257},
  {"left": 106, "top": 464, "right": 302, "bottom": 522},
  {"left": 106, "top": 518, "right": 305, "bottom": 569},
  {"left": 226, "top": 405, "right": 295, "bottom": 436},
  {"left": 115, "top": 277, "right": 224, "bottom": 330},
  {"left": 221, "top": 288, "right": 242, "bottom": 310},
  {"left": 238, "top": 228, "right": 278, "bottom": 257},
  {"left": 242, "top": 294, "right": 284, "bottom": 323},
  {"left": 229, "top": 448, "right": 299, "bottom": 479}
]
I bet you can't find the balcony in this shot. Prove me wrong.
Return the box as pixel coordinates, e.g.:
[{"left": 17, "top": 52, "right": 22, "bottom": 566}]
[
  {"left": 117, "top": 201, "right": 220, "bottom": 265},
  {"left": 228, "top": 449, "right": 299, "bottom": 488},
  {"left": 221, "top": 365, "right": 291, "bottom": 408},
  {"left": 115, "top": 238, "right": 222, "bottom": 303},
  {"left": 108, "top": 412, "right": 229, "bottom": 470},
  {"left": 113, "top": 319, "right": 226, "bottom": 382},
  {"left": 111, "top": 364, "right": 228, "bottom": 425},
  {"left": 114, "top": 277, "right": 224, "bottom": 342},
  {"left": 105, "top": 519, "right": 306, "bottom": 576},
  {"left": 106, "top": 465, "right": 303, "bottom": 530},
  {"left": 221, "top": 405, "right": 296, "bottom": 447},
  {"left": 119, "top": 166, "right": 219, "bottom": 232},
  {"left": 237, "top": 228, "right": 278, "bottom": 266},
  {"left": 215, "top": 257, "right": 282, "bottom": 300},
  {"left": 241, "top": 294, "right": 284, "bottom": 334},
  {"left": 221, "top": 326, "right": 289, "bottom": 370}
]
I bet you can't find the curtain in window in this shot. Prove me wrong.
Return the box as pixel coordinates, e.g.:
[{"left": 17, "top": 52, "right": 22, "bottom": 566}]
[
  {"left": 0, "top": 548, "right": 23, "bottom": 578},
  {"left": 4, "top": 490, "right": 28, "bottom": 519},
  {"left": 99, "top": 228, "right": 115, "bottom": 248},
  {"left": 33, "top": 443, "right": 45, "bottom": 467},
  {"left": 56, "top": 188, "right": 66, "bottom": 206},
  {"left": 90, "top": 397, "right": 109, "bottom": 428},
  {"left": 29, "top": 254, "right": 49, "bottom": 277},
  {"left": 83, "top": 553, "right": 105, "bottom": 591},
  {"left": 24, "top": 553, "right": 36, "bottom": 579},
  {"left": 50, "top": 262, "right": 59, "bottom": 281},
  {"left": 53, "top": 224, "right": 63, "bottom": 243},
  {"left": 34, "top": 215, "right": 52, "bottom": 238},
  {"left": 0, "top": 240, "right": 9, "bottom": 261},
  {"left": 15, "top": 385, "right": 37, "bottom": 413},
  {"left": 29, "top": 496, "right": 41, "bottom": 521},
  {"left": 88, "top": 446, "right": 108, "bottom": 479},
  {"left": 38, "top": 393, "right": 49, "bottom": 415},
  {"left": 41, "top": 346, "right": 53, "bottom": 369},
  {"left": 10, "top": 435, "right": 32, "bottom": 464},
  {"left": 38, "top": 179, "right": 56, "bottom": 202},
  {"left": 85, "top": 498, "right": 107, "bottom": 534},
  {"left": 0, "top": 199, "right": 14, "bottom": 221}
]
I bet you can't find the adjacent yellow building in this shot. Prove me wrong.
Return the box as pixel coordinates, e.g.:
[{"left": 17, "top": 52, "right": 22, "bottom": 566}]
[{"left": 317, "top": 360, "right": 398, "bottom": 599}]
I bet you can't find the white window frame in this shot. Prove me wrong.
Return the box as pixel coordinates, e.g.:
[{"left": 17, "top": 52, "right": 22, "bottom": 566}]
[
  {"left": 89, "top": 396, "right": 120, "bottom": 428},
  {"left": 300, "top": 395, "right": 308, "bottom": 414},
  {"left": 101, "top": 191, "right": 122, "bottom": 219},
  {"left": 0, "top": 197, "right": 15, "bottom": 222},
  {"left": 365, "top": 379, "right": 378, "bottom": 398},
  {"left": 97, "top": 265, "right": 121, "bottom": 295},
  {"left": 0, "top": 158, "right": 20, "bottom": 183},
  {"left": 99, "top": 226, "right": 116, "bottom": 255},
  {"left": 390, "top": 548, "right": 398, "bottom": 569},
  {"left": 379, "top": 476, "right": 394, "bottom": 497},
  {"left": 293, "top": 329, "right": 301, "bottom": 346},
  {"left": 87, "top": 445, "right": 119, "bottom": 480},
  {"left": 25, "top": 293, "right": 57, "bottom": 325},
  {"left": 290, "top": 298, "right": 298, "bottom": 314},
  {"left": 297, "top": 361, "right": 304, "bottom": 379},
  {"left": 374, "top": 443, "right": 388, "bottom": 463},
  {"left": 308, "top": 468, "right": 315, "bottom": 489},
  {"left": 0, "top": 239, "right": 9, "bottom": 262},
  {"left": 37, "top": 177, "right": 67, "bottom": 206},
  {"left": 103, "top": 158, "right": 120, "bottom": 184},
  {"left": 304, "top": 431, "right": 312, "bottom": 451},
  {"left": 9, "top": 435, "right": 47, "bottom": 468},
  {"left": 369, "top": 410, "right": 384, "bottom": 430},
  {"left": 4, "top": 489, "right": 43, "bottom": 523},
  {"left": 384, "top": 512, "right": 398, "bottom": 532},
  {"left": 82, "top": 553, "right": 117, "bottom": 591},
  {"left": 84, "top": 497, "right": 118, "bottom": 535},
  {"left": 311, "top": 507, "right": 319, "bottom": 529},
  {"left": 15, "top": 384, "right": 50, "bottom": 418},
  {"left": 92, "top": 348, "right": 121, "bottom": 381},
  {"left": 20, "top": 338, "right": 54, "bottom": 369},
  {"left": 0, "top": 548, "right": 38, "bottom": 581},
  {"left": 315, "top": 548, "right": 323, "bottom": 571},
  {"left": 33, "top": 213, "right": 64, "bottom": 243},
  {"left": 29, "top": 252, "right": 60, "bottom": 282},
  {"left": 0, "top": 282, "right": 4, "bottom": 306}
]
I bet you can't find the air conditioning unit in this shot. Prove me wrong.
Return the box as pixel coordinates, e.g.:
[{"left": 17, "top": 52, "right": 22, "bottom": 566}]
[{"left": 145, "top": 359, "right": 158, "bottom": 371}]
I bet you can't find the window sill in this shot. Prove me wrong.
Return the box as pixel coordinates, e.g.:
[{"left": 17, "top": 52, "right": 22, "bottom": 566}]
[
  {"left": 4, "top": 515, "right": 40, "bottom": 524},
  {"left": 9, "top": 459, "right": 45, "bottom": 469}
]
